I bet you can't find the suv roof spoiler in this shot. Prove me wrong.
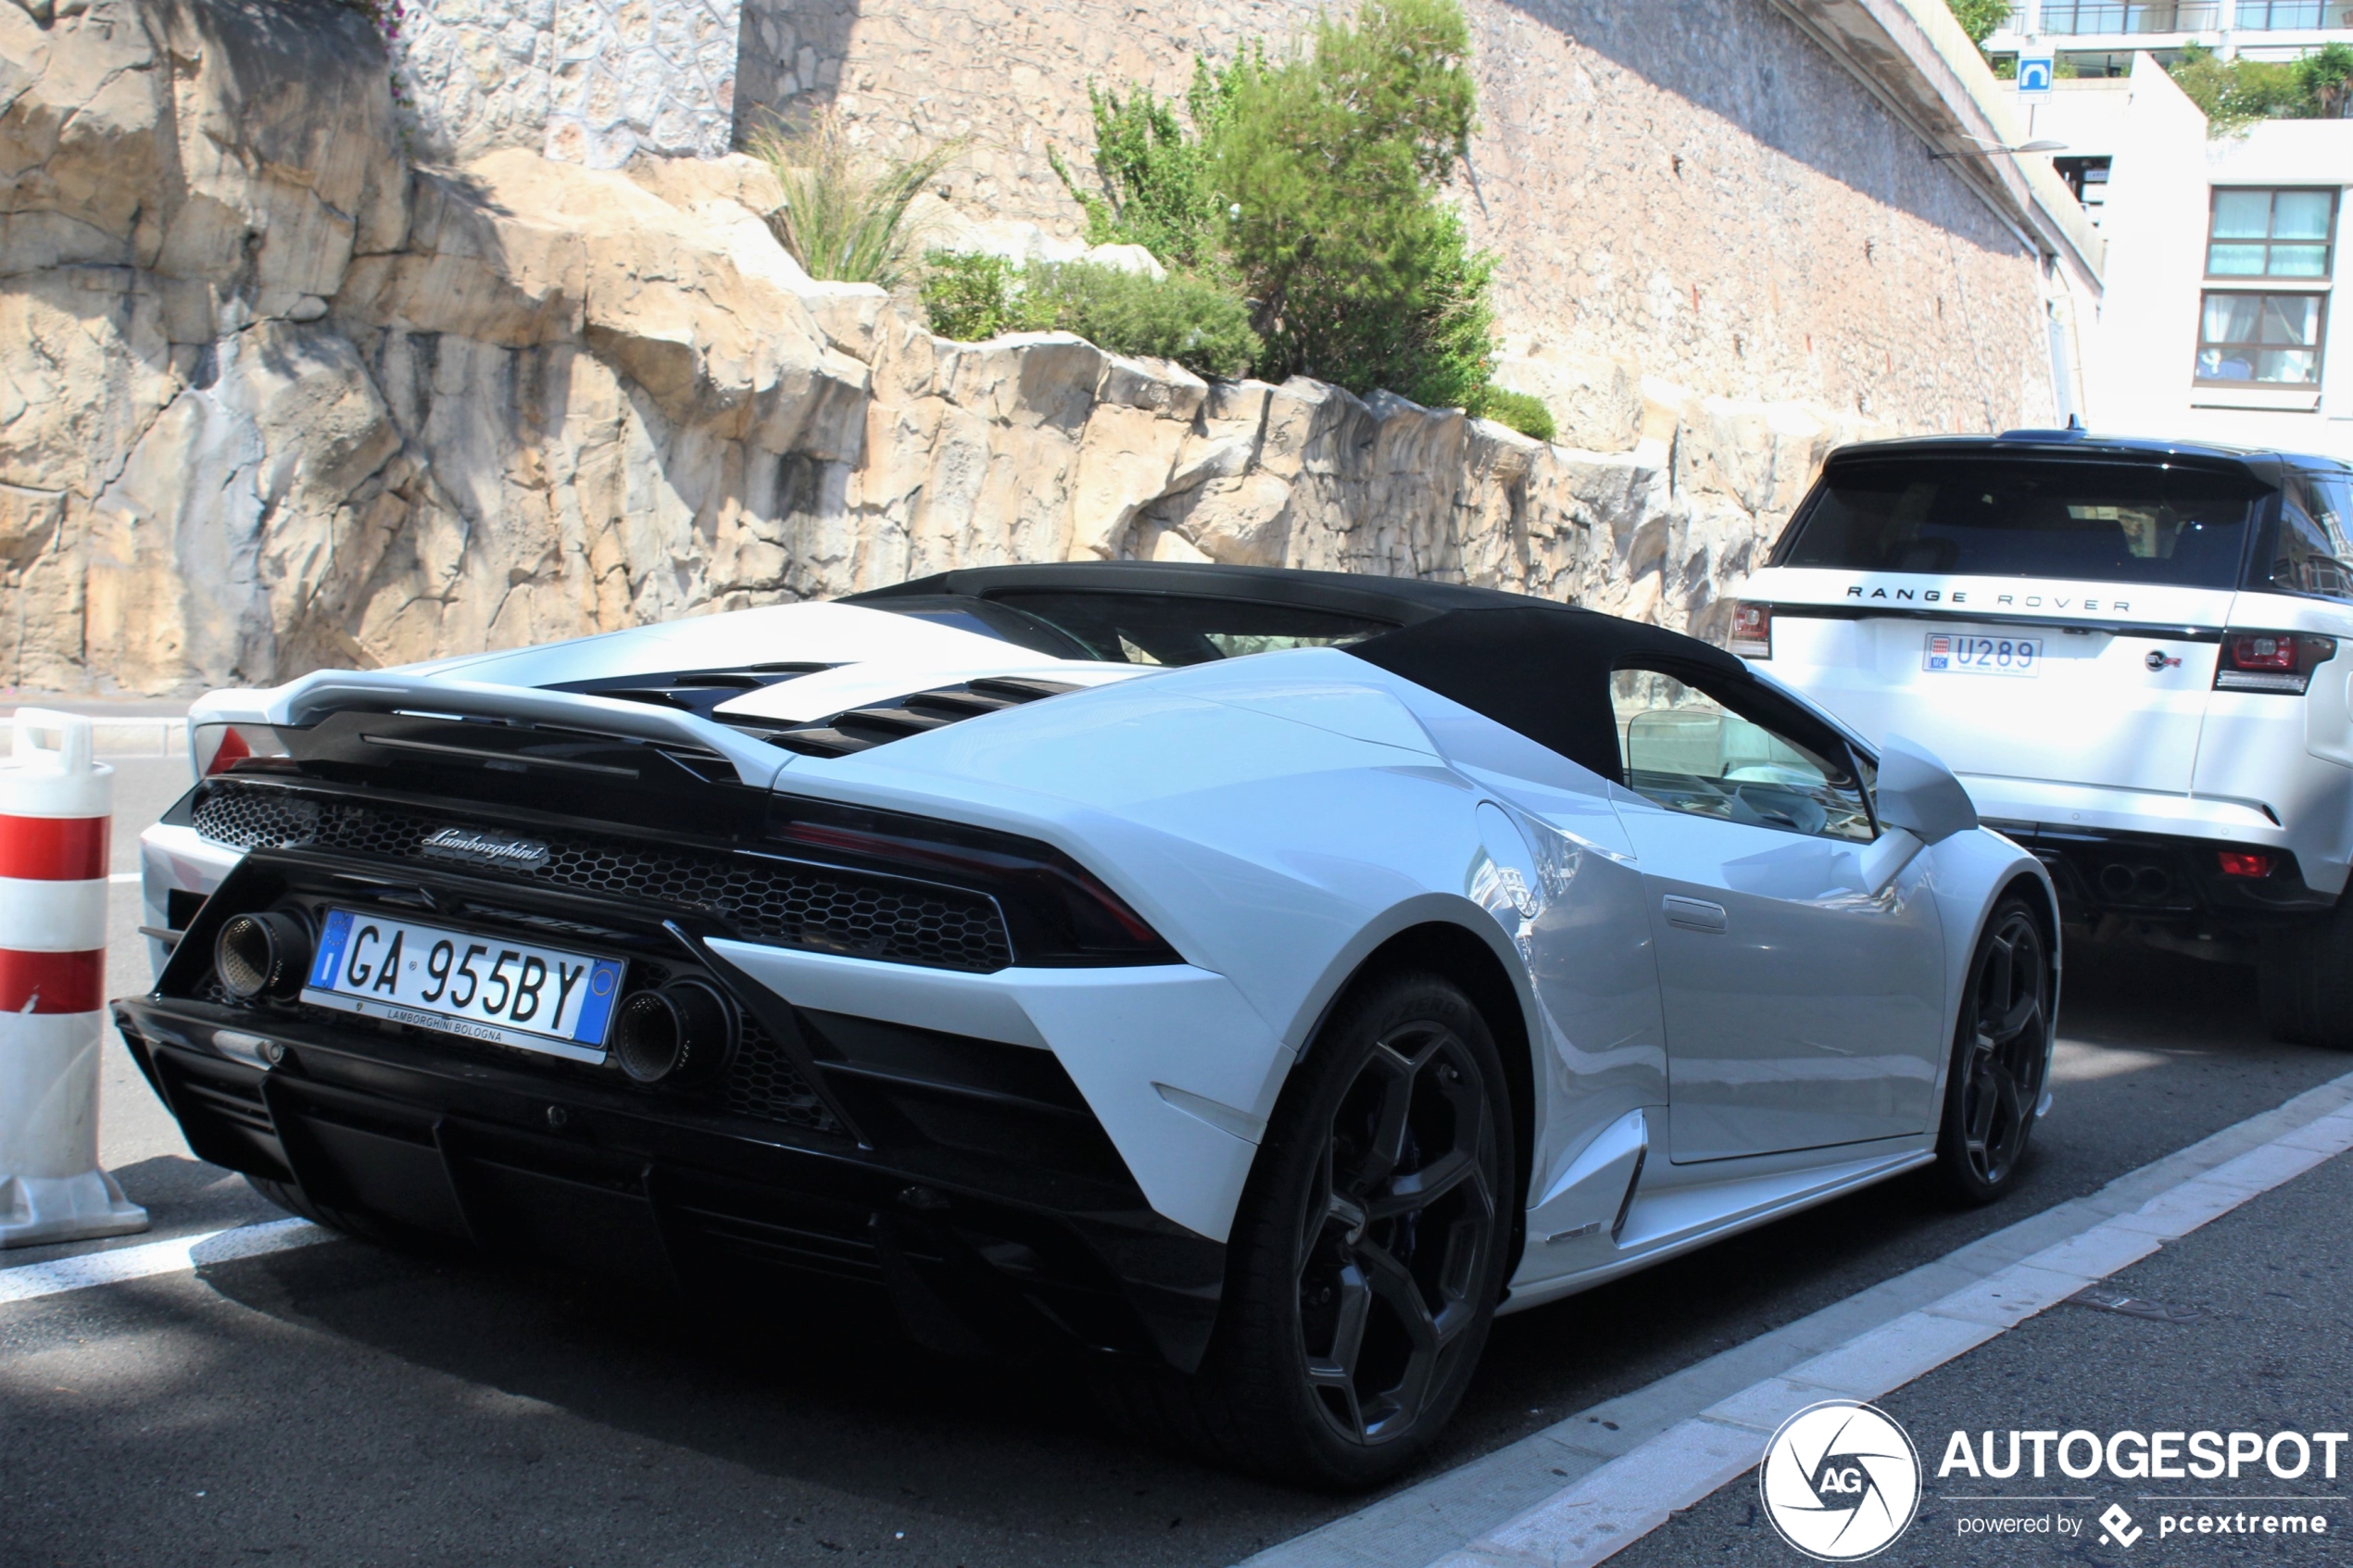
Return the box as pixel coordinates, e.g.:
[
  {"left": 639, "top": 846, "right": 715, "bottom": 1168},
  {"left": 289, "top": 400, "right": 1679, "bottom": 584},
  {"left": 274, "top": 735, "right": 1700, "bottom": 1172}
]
[{"left": 1996, "top": 415, "right": 2089, "bottom": 442}]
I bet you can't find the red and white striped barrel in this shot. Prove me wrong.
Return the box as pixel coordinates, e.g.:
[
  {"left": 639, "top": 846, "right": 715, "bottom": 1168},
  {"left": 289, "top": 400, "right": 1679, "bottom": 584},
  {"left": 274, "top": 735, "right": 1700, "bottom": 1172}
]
[{"left": 0, "top": 709, "right": 147, "bottom": 1247}]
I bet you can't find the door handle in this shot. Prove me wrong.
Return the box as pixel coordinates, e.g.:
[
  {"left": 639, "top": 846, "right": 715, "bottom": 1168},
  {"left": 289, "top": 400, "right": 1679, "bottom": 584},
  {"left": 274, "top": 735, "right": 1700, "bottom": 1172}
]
[{"left": 1662, "top": 895, "right": 1729, "bottom": 934}]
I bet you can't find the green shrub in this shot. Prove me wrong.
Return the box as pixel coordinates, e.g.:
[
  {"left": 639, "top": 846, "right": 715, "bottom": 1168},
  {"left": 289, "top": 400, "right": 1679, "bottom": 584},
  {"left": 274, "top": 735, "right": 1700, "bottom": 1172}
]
[
  {"left": 750, "top": 109, "right": 960, "bottom": 289},
  {"left": 1943, "top": 0, "right": 2012, "bottom": 47},
  {"left": 1476, "top": 387, "right": 1555, "bottom": 444},
  {"left": 2301, "top": 42, "right": 2353, "bottom": 119},
  {"left": 2171, "top": 44, "right": 2324, "bottom": 133},
  {"left": 1052, "top": 0, "right": 1507, "bottom": 413},
  {"left": 1050, "top": 56, "right": 1260, "bottom": 271},
  {"left": 1214, "top": 0, "right": 1493, "bottom": 404},
  {"left": 919, "top": 252, "right": 1051, "bottom": 341},
  {"left": 923, "top": 256, "right": 1263, "bottom": 380},
  {"left": 1027, "top": 264, "right": 1262, "bottom": 379}
]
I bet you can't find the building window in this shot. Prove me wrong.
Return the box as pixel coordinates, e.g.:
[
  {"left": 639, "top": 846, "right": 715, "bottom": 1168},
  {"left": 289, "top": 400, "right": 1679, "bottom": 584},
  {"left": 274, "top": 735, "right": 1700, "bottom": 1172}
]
[
  {"left": 2233, "top": 2, "right": 2353, "bottom": 28},
  {"left": 2196, "top": 293, "right": 2327, "bottom": 384},
  {"left": 2036, "top": 2, "right": 2221, "bottom": 33},
  {"left": 2208, "top": 188, "right": 2336, "bottom": 279}
]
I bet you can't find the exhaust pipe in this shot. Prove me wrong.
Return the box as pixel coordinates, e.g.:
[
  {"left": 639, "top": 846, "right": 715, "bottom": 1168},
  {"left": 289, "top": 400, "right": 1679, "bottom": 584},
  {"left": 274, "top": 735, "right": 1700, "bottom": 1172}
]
[
  {"left": 2095, "top": 862, "right": 2173, "bottom": 903},
  {"left": 214, "top": 910, "right": 312, "bottom": 999},
  {"left": 610, "top": 979, "right": 737, "bottom": 1085}
]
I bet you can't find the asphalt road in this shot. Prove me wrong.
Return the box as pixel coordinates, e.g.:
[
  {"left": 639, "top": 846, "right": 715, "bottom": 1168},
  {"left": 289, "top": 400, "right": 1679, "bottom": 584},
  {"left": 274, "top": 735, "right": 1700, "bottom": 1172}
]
[
  {"left": 1609, "top": 1149, "right": 2353, "bottom": 1568},
  {"left": 4, "top": 756, "right": 2351, "bottom": 1567}
]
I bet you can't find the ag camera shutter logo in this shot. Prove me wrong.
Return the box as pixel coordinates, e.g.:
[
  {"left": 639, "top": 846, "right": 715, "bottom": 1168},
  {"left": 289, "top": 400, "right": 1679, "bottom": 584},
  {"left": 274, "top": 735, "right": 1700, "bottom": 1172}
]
[{"left": 1760, "top": 1400, "right": 1923, "bottom": 1560}]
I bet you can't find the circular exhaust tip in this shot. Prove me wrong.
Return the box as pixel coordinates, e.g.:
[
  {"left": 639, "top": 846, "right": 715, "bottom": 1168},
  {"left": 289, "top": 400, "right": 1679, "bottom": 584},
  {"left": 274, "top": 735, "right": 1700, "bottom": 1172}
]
[
  {"left": 611, "top": 979, "right": 736, "bottom": 1085},
  {"left": 214, "top": 910, "right": 311, "bottom": 999}
]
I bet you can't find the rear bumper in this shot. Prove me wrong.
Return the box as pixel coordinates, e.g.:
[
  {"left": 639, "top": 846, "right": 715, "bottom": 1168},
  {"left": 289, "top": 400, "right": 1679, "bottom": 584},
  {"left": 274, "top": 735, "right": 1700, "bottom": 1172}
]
[
  {"left": 1959, "top": 773, "right": 2285, "bottom": 849},
  {"left": 1984, "top": 820, "right": 2335, "bottom": 931},
  {"left": 114, "top": 989, "right": 1226, "bottom": 1370}
]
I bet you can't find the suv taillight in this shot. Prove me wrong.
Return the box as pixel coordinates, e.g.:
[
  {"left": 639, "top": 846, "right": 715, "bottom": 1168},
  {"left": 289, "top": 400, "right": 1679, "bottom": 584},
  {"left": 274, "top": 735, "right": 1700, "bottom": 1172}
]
[
  {"left": 1730, "top": 601, "right": 1772, "bottom": 659},
  {"left": 2214, "top": 631, "right": 2338, "bottom": 695}
]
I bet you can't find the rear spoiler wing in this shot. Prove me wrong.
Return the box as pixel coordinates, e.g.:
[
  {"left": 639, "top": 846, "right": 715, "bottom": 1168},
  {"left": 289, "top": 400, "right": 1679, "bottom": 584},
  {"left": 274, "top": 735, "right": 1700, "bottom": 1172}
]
[{"left": 190, "top": 670, "right": 793, "bottom": 788}]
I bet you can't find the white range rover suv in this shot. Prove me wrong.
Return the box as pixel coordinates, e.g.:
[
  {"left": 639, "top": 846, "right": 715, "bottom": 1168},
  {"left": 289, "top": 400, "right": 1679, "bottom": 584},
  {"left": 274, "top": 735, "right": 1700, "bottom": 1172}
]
[{"left": 1732, "top": 429, "right": 2353, "bottom": 1047}]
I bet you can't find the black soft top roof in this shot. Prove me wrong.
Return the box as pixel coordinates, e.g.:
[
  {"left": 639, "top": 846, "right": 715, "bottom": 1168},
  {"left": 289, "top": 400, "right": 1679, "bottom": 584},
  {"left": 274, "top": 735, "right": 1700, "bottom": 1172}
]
[
  {"left": 849, "top": 561, "right": 1541, "bottom": 623},
  {"left": 857, "top": 562, "right": 1761, "bottom": 781}
]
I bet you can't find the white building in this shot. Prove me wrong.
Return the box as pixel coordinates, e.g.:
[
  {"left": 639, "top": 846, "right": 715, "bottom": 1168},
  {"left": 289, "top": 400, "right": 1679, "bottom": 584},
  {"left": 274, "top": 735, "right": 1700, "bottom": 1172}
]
[
  {"left": 1986, "top": 2, "right": 2353, "bottom": 76},
  {"left": 2007, "top": 56, "right": 2353, "bottom": 456}
]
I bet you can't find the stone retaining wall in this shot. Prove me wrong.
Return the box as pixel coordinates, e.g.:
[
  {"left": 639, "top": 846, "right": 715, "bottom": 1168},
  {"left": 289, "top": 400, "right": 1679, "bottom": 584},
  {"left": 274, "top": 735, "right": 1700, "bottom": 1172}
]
[{"left": 389, "top": 0, "right": 741, "bottom": 166}]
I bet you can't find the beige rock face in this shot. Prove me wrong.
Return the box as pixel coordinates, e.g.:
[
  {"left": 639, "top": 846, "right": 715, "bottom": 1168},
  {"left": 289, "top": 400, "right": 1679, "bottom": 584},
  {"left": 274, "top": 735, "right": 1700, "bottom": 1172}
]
[{"left": 2, "top": 0, "right": 1875, "bottom": 696}]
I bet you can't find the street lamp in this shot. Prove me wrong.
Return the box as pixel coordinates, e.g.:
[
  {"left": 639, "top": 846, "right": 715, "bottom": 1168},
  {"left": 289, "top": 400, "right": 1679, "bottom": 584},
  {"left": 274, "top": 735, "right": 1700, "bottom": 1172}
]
[{"left": 1932, "top": 136, "right": 2069, "bottom": 160}]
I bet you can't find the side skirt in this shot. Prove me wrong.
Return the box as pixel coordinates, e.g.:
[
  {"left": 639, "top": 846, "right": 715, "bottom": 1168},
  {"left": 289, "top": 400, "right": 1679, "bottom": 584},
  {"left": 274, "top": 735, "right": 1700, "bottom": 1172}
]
[{"left": 1499, "top": 1140, "right": 1935, "bottom": 1315}]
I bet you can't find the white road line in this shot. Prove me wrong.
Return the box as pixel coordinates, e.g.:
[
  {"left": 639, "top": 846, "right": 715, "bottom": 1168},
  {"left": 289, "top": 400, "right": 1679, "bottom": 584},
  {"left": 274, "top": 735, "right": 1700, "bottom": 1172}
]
[
  {"left": 109, "top": 872, "right": 141, "bottom": 884},
  {"left": 0, "top": 1217, "right": 332, "bottom": 1306},
  {"left": 1243, "top": 1067, "right": 2353, "bottom": 1568}
]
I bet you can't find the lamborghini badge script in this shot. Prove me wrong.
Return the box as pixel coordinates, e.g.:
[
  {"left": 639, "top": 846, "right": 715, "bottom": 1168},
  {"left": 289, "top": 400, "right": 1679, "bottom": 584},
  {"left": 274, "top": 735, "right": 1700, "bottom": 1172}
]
[
  {"left": 417, "top": 826, "right": 552, "bottom": 872},
  {"left": 1759, "top": 1400, "right": 1921, "bottom": 1560}
]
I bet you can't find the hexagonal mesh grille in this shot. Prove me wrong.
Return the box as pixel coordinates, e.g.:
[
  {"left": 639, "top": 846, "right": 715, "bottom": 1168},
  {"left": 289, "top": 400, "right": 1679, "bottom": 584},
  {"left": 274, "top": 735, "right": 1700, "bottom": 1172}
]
[
  {"left": 725, "top": 1012, "right": 835, "bottom": 1129},
  {"left": 192, "top": 781, "right": 1013, "bottom": 972}
]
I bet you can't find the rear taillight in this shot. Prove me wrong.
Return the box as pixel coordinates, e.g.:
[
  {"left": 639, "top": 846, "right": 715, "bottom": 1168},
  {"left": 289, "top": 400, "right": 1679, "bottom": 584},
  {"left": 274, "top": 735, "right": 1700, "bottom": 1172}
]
[
  {"left": 766, "top": 800, "right": 1178, "bottom": 966},
  {"left": 1729, "top": 601, "right": 1772, "bottom": 659},
  {"left": 2217, "top": 851, "right": 2276, "bottom": 879},
  {"left": 191, "top": 722, "right": 296, "bottom": 782},
  {"left": 2214, "top": 632, "right": 2337, "bottom": 694}
]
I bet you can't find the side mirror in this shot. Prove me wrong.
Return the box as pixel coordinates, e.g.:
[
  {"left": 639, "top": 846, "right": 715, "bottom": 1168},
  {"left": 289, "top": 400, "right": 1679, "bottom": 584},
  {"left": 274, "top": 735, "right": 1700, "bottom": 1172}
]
[{"left": 1871, "top": 734, "right": 1978, "bottom": 846}]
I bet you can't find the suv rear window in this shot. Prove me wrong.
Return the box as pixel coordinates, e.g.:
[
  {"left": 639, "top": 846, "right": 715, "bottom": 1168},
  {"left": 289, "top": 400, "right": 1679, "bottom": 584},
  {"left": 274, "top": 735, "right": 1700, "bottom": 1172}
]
[{"left": 1776, "top": 458, "right": 2264, "bottom": 588}]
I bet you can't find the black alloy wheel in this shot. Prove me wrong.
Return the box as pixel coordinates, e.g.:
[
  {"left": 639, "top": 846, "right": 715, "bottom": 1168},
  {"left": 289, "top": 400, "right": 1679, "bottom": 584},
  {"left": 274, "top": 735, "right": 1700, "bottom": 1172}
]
[
  {"left": 1296, "top": 1017, "right": 1501, "bottom": 1448},
  {"left": 1096, "top": 971, "right": 1515, "bottom": 1487},
  {"left": 1936, "top": 898, "right": 2052, "bottom": 1202}
]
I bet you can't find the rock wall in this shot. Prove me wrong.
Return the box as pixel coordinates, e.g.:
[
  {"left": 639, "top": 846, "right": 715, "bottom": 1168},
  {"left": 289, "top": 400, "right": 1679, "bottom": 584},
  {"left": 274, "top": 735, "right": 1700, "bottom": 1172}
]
[
  {"left": 386, "top": 0, "right": 742, "bottom": 167},
  {"left": 1, "top": 0, "right": 1875, "bottom": 696}
]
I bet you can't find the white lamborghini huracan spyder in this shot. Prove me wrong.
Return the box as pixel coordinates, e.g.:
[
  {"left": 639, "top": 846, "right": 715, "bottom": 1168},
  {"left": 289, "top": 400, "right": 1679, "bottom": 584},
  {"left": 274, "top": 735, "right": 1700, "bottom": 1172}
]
[{"left": 119, "top": 563, "right": 2057, "bottom": 1486}]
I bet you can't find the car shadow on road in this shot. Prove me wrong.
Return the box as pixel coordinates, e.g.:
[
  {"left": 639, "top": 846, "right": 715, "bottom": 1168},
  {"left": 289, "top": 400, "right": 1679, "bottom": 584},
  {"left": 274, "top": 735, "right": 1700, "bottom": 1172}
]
[{"left": 187, "top": 1231, "right": 1337, "bottom": 1561}]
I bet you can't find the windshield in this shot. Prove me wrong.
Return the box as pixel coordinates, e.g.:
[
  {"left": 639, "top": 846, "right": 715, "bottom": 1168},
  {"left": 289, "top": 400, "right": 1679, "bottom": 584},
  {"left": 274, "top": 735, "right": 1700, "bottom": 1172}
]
[{"left": 1777, "top": 458, "right": 2265, "bottom": 588}]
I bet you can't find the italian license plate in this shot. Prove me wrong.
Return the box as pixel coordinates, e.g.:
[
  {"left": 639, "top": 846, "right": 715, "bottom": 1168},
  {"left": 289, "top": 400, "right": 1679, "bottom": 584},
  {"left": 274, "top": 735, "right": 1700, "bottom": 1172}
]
[
  {"left": 1922, "top": 633, "right": 2042, "bottom": 677},
  {"left": 300, "top": 909, "right": 626, "bottom": 1062}
]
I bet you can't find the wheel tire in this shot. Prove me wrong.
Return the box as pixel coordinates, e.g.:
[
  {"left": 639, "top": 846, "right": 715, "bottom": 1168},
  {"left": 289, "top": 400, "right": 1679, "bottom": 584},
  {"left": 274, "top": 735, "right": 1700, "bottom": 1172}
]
[
  {"left": 1100, "top": 970, "right": 1516, "bottom": 1488},
  {"left": 1933, "top": 898, "right": 2054, "bottom": 1205},
  {"left": 245, "top": 1174, "right": 396, "bottom": 1243},
  {"left": 2257, "top": 917, "right": 2353, "bottom": 1049}
]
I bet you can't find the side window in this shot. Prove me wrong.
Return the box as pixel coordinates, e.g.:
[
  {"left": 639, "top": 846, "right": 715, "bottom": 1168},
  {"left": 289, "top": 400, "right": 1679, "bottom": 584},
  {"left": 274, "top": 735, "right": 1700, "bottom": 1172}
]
[
  {"left": 1612, "top": 668, "right": 1875, "bottom": 843},
  {"left": 2271, "top": 479, "right": 2353, "bottom": 603}
]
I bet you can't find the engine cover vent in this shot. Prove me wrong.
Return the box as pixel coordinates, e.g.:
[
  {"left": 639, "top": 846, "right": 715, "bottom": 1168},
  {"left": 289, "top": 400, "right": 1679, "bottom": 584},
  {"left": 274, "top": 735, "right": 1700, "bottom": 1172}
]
[{"left": 760, "top": 677, "right": 1080, "bottom": 759}]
